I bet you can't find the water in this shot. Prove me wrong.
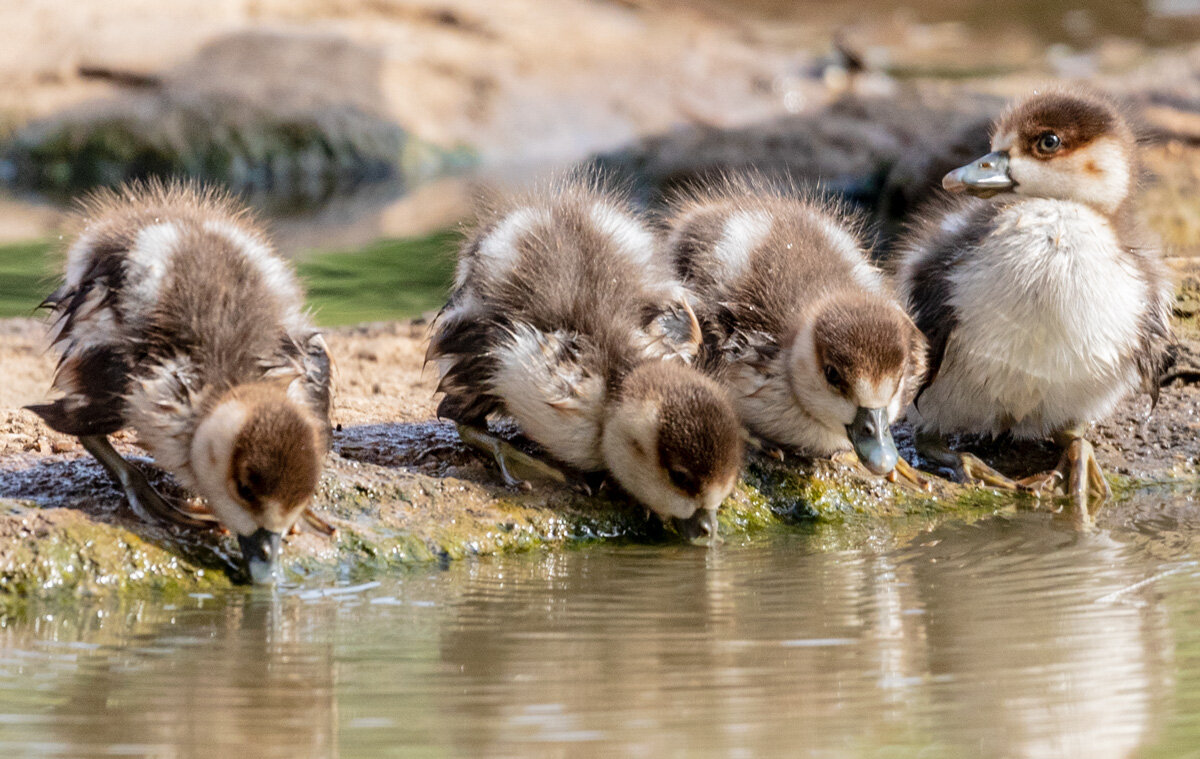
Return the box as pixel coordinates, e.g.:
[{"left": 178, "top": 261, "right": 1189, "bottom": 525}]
[{"left": 2, "top": 493, "right": 1200, "bottom": 757}]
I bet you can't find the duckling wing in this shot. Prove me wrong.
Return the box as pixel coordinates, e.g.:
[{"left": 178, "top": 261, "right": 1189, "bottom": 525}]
[
  {"left": 274, "top": 331, "right": 333, "bottom": 425},
  {"left": 714, "top": 328, "right": 780, "bottom": 393},
  {"left": 638, "top": 295, "right": 702, "bottom": 363},
  {"left": 427, "top": 309, "right": 504, "bottom": 426},
  {"left": 895, "top": 200, "right": 996, "bottom": 395},
  {"left": 27, "top": 253, "right": 135, "bottom": 436},
  {"left": 489, "top": 324, "right": 605, "bottom": 471},
  {"left": 903, "top": 259, "right": 956, "bottom": 396},
  {"left": 1132, "top": 262, "right": 1174, "bottom": 407},
  {"left": 26, "top": 346, "right": 132, "bottom": 436}
]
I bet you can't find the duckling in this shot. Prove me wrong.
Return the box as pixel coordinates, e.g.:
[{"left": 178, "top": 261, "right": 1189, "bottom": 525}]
[
  {"left": 427, "top": 178, "right": 744, "bottom": 538},
  {"left": 662, "top": 180, "right": 928, "bottom": 484},
  {"left": 895, "top": 89, "right": 1173, "bottom": 506},
  {"left": 27, "top": 180, "right": 335, "bottom": 583}
]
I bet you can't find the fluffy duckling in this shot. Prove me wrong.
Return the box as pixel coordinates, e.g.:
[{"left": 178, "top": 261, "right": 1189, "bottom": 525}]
[
  {"left": 663, "top": 180, "right": 928, "bottom": 483},
  {"left": 427, "top": 179, "right": 744, "bottom": 538},
  {"left": 28, "top": 180, "right": 334, "bottom": 583},
  {"left": 895, "top": 89, "right": 1172, "bottom": 506}
]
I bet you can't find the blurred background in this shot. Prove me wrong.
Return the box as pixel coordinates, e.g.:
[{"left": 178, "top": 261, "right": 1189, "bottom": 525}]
[{"left": 3, "top": 0, "right": 1200, "bottom": 325}]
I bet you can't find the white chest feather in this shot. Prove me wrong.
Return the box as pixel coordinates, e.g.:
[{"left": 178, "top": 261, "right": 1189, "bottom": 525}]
[{"left": 924, "top": 199, "right": 1147, "bottom": 436}]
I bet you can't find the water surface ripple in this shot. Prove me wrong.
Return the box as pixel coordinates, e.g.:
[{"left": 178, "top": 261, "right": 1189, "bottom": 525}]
[{"left": 2, "top": 493, "right": 1200, "bottom": 757}]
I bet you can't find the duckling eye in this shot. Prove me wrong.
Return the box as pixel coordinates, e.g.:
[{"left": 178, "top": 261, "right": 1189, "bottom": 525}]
[
  {"left": 235, "top": 481, "right": 256, "bottom": 505},
  {"left": 1035, "top": 132, "right": 1061, "bottom": 155},
  {"left": 823, "top": 364, "right": 843, "bottom": 388},
  {"left": 667, "top": 466, "right": 700, "bottom": 496}
]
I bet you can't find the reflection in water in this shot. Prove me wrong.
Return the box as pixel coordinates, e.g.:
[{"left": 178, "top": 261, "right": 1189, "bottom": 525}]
[
  {"left": 907, "top": 515, "right": 1170, "bottom": 758},
  {"left": 0, "top": 594, "right": 338, "bottom": 758},
  {"left": 1, "top": 496, "right": 1199, "bottom": 757}
]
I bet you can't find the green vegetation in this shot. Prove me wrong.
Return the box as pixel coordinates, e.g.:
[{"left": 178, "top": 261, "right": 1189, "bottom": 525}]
[
  {"left": 297, "top": 229, "right": 459, "bottom": 325},
  {"left": 0, "top": 239, "right": 54, "bottom": 318},
  {"left": 0, "top": 232, "right": 459, "bottom": 325}
]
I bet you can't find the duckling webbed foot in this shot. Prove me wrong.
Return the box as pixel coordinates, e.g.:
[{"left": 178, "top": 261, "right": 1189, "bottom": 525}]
[
  {"left": 915, "top": 431, "right": 1020, "bottom": 490},
  {"left": 832, "top": 449, "right": 935, "bottom": 491},
  {"left": 830, "top": 449, "right": 860, "bottom": 468},
  {"left": 1019, "top": 432, "right": 1111, "bottom": 508},
  {"left": 302, "top": 507, "right": 338, "bottom": 537},
  {"left": 79, "top": 435, "right": 213, "bottom": 528},
  {"left": 747, "top": 434, "right": 788, "bottom": 461},
  {"left": 455, "top": 424, "right": 568, "bottom": 489},
  {"left": 887, "top": 457, "right": 935, "bottom": 492}
]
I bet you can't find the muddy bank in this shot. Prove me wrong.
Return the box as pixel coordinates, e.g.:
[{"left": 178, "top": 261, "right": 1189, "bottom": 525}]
[{"left": 2, "top": 312, "right": 1199, "bottom": 606}]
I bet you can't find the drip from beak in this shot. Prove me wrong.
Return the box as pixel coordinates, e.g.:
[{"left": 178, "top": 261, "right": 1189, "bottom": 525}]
[
  {"left": 237, "top": 528, "right": 283, "bottom": 585},
  {"left": 674, "top": 508, "right": 720, "bottom": 542},
  {"left": 846, "top": 406, "right": 899, "bottom": 476},
  {"left": 942, "top": 151, "right": 1014, "bottom": 197}
]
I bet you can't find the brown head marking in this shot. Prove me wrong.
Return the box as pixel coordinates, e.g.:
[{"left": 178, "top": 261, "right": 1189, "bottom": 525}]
[
  {"left": 228, "top": 390, "right": 322, "bottom": 517},
  {"left": 810, "top": 296, "right": 910, "bottom": 395},
  {"left": 623, "top": 362, "right": 743, "bottom": 497},
  {"left": 997, "top": 91, "right": 1127, "bottom": 160}
]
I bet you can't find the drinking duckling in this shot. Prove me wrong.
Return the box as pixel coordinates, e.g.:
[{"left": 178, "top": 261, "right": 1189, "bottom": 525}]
[
  {"left": 663, "top": 181, "right": 928, "bottom": 484},
  {"left": 28, "top": 180, "right": 335, "bottom": 583},
  {"left": 895, "top": 89, "right": 1172, "bottom": 505},
  {"left": 427, "top": 179, "right": 744, "bottom": 538}
]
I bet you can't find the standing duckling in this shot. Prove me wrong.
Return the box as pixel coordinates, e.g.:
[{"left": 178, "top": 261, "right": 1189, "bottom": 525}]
[
  {"left": 895, "top": 89, "right": 1172, "bottom": 505},
  {"left": 663, "top": 180, "right": 928, "bottom": 484},
  {"left": 427, "top": 179, "right": 744, "bottom": 538},
  {"left": 28, "top": 180, "right": 335, "bottom": 583}
]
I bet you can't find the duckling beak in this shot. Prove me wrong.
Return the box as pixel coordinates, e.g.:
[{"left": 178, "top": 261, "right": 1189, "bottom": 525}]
[
  {"left": 237, "top": 528, "right": 283, "bottom": 585},
  {"left": 846, "top": 406, "right": 899, "bottom": 476},
  {"left": 674, "top": 508, "right": 720, "bottom": 542},
  {"left": 942, "top": 151, "right": 1014, "bottom": 197}
]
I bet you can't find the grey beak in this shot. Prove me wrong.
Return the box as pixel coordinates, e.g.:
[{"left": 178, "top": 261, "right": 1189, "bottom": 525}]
[
  {"left": 942, "top": 151, "right": 1014, "bottom": 197},
  {"left": 674, "top": 508, "right": 720, "bottom": 542},
  {"left": 237, "top": 528, "right": 283, "bottom": 585},
  {"left": 846, "top": 407, "right": 899, "bottom": 476}
]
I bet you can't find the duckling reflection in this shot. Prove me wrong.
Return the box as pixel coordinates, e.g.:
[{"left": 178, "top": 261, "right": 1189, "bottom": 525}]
[
  {"left": 0, "top": 593, "right": 338, "bottom": 757},
  {"left": 428, "top": 176, "right": 744, "bottom": 537},
  {"left": 27, "top": 180, "right": 336, "bottom": 582},
  {"left": 431, "top": 542, "right": 933, "bottom": 756},
  {"left": 905, "top": 512, "right": 1169, "bottom": 758},
  {"left": 427, "top": 514, "right": 1170, "bottom": 756},
  {"left": 895, "top": 89, "right": 1173, "bottom": 507}
]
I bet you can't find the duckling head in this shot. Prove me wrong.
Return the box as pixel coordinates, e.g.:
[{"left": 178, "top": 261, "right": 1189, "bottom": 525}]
[
  {"left": 601, "top": 361, "right": 743, "bottom": 539},
  {"left": 788, "top": 294, "right": 925, "bottom": 475},
  {"left": 191, "top": 384, "right": 324, "bottom": 584},
  {"left": 943, "top": 90, "right": 1134, "bottom": 214}
]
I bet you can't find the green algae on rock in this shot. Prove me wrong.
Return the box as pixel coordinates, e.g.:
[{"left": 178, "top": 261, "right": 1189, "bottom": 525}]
[
  {"left": 0, "top": 445, "right": 1011, "bottom": 609},
  {"left": 0, "top": 497, "right": 229, "bottom": 604}
]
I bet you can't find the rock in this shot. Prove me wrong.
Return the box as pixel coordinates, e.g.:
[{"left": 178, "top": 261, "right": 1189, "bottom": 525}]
[
  {"left": 0, "top": 442, "right": 1006, "bottom": 610},
  {"left": 0, "top": 32, "right": 476, "bottom": 207}
]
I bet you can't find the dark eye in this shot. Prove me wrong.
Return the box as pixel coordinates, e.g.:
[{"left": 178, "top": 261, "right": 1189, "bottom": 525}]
[
  {"left": 667, "top": 467, "right": 700, "bottom": 495},
  {"left": 823, "top": 365, "right": 843, "bottom": 388},
  {"left": 235, "top": 481, "right": 256, "bottom": 505},
  {"left": 1035, "top": 132, "right": 1061, "bottom": 154}
]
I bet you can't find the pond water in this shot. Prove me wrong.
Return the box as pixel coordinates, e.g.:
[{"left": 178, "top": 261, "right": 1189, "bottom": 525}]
[{"left": 2, "top": 490, "right": 1199, "bottom": 758}]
